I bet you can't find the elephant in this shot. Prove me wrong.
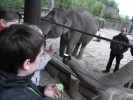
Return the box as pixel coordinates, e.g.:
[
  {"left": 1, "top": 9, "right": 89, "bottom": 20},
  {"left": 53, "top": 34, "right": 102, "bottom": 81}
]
[
  {"left": 63, "top": 57, "right": 133, "bottom": 90},
  {"left": 40, "top": 8, "right": 98, "bottom": 59}
]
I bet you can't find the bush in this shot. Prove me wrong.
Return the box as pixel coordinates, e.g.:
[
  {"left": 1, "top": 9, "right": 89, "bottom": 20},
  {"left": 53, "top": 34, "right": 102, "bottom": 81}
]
[
  {"left": 42, "top": 0, "right": 49, "bottom": 9},
  {"left": 104, "top": 12, "right": 122, "bottom": 21},
  {"left": 0, "top": 0, "right": 24, "bottom": 9},
  {"left": 122, "top": 15, "right": 130, "bottom": 23},
  {"left": 55, "top": 0, "right": 71, "bottom": 8},
  {"left": 92, "top": 1, "right": 104, "bottom": 17},
  {"left": 54, "top": 0, "right": 105, "bottom": 17},
  {"left": 100, "top": 0, "right": 118, "bottom": 9}
]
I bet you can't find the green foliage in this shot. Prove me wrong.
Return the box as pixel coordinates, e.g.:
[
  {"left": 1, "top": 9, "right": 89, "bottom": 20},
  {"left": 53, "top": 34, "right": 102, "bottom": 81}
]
[
  {"left": 122, "top": 15, "right": 130, "bottom": 23},
  {"left": 92, "top": 1, "right": 104, "bottom": 17},
  {"left": 100, "top": 0, "right": 118, "bottom": 9},
  {"left": 108, "top": 0, "right": 118, "bottom": 9},
  {"left": 104, "top": 12, "right": 122, "bottom": 21},
  {"left": 55, "top": 0, "right": 71, "bottom": 8},
  {"left": 0, "top": 0, "right": 24, "bottom": 9},
  {"left": 55, "top": 0, "right": 105, "bottom": 17},
  {"left": 42, "top": 0, "right": 49, "bottom": 9},
  {"left": 0, "top": 0, "right": 123, "bottom": 22}
]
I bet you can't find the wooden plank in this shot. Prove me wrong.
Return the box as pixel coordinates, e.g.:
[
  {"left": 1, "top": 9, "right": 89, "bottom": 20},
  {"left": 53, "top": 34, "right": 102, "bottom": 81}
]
[
  {"left": 49, "top": 53, "right": 76, "bottom": 76},
  {"left": 45, "top": 63, "right": 59, "bottom": 78},
  {"left": 48, "top": 53, "right": 100, "bottom": 99}
]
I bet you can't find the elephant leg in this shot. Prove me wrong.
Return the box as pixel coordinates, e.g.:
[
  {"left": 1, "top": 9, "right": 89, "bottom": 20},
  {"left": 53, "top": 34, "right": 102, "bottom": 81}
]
[
  {"left": 60, "top": 35, "right": 67, "bottom": 57},
  {"left": 66, "top": 32, "right": 82, "bottom": 56},
  {"left": 72, "top": 42, "right": 81, "bottom": 57},
  {"left": 76, "top": 43, "right": 87, "bottom": 59}
]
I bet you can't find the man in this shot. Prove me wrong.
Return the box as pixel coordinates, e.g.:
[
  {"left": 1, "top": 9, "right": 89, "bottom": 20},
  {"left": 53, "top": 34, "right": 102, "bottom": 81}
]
[
  {"left": 0, "top": 8, "right": 19, "bottom": 31},
  {"left": 0, "top": 24, "right": 62, "bottom": 100},
  {"left": 102, "top": 28, "right": 129, "bottom": 73}
]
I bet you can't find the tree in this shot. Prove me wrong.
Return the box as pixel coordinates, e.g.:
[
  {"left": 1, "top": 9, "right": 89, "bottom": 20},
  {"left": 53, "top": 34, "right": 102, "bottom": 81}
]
[
  {"left": 122, "top": 15, "right": 129, "bottom": 23},
  {"left": 0, "top": 0, "right": 24, "bottom": 9}
]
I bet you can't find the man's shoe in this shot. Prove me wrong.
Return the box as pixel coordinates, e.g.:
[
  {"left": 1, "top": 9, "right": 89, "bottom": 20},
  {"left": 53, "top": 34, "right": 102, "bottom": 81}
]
[{"left": 102, "top": 70, "right": 109, "bottom": 73}]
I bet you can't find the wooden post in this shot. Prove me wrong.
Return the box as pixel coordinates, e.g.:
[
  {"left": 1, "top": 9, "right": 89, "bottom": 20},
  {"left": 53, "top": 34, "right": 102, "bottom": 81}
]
[
  {"left": 45, "top": 63, "right": 59, "bottom": 78},
  {"left": 69, "top": 74, "right": 79, "bottom": 98},
  {"left": 24, "top": 0, "right": 41, "bottom": 26}
]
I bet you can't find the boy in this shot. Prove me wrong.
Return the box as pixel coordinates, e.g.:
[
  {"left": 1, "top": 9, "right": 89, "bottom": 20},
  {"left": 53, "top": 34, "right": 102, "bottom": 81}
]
[
  {"left": 29, "top": 25, "right": 57, "bottom": 85},
  {"left": 0, "top": 24, "right": 62, "bottom": 100}
]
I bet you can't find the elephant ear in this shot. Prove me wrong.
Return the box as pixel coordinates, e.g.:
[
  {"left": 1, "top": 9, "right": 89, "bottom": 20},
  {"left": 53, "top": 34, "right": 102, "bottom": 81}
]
[
  {"left": 47, "top": 10, "right": 56, "bottom": 19},
  {"left": 63, "top": 15, "right": 72, "bottom": 34}
]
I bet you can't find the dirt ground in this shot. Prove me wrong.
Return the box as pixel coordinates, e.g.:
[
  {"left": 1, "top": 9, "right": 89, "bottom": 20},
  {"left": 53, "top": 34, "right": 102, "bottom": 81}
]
[
  {"left": 43, "top": 28, "right": 133, "bottom": 100},
  {"left": 45, "top": 28, "right": 133, "bottom": 73}
]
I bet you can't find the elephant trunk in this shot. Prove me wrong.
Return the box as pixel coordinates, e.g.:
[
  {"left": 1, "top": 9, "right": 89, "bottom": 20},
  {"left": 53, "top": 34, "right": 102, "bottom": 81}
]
[
  {"left": 64, "top": 57, "right": 109, "bottom": 90},
  {"left": 44, "top": 31, "right": 60, "bottom": 39},
  {"left": 64, "top": 57, "right": 133, "bottom": 90},
  {"left": 102, "top": 60, "right": 133, "bottom": 87}
]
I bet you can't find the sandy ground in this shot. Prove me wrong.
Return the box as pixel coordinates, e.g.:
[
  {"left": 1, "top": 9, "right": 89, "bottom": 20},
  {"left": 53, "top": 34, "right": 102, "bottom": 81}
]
[{"left": 45, "top": 28, "right": 133, "bottom": 73}]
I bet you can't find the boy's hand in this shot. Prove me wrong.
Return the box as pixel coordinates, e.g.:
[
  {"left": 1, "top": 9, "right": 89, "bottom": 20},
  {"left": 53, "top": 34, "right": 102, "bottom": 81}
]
[
  {"left": 45, "top": 43, "right": 57, "bottom": 54},
  {"left": 44, "top": 84, "right": 63, "bottom": 99}
]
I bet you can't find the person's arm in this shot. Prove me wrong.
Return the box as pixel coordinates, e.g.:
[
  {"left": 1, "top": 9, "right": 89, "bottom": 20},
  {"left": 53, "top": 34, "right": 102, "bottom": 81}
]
[
  {"left": 38, "top": 43, "right": 57, "bottom": 70},
  {"left": 38, "top": 52, "right": 51, "bottom": 70},
  {"left": 110, "top": 36, "right": 116, "bottom": 49},
  {"left": 121, "top": 37, "right": 129, "bottom": 53},
  {"left": 44, "top": 84, "right": 62, "bottom": 99},
  {"left": 37, "top": 85, "right": 54, "bottom": 100},
  {"left": 37, "top": 85, "right": 46, "bottom": 95}
]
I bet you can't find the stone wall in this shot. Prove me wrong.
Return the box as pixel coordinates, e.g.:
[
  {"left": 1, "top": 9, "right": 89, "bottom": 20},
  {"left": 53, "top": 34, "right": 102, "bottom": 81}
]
[
  {"left": 104, "top": 19, "right": 123, "bottom": 31},
  {"left": 104, "top": 19, "right": 131, "bottom": 32}
]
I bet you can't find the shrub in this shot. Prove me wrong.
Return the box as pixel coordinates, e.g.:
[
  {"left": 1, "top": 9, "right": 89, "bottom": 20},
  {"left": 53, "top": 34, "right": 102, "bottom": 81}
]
[
  {"left": 104, "top": 12, "right": 122, "bottom": 21},
  {"left": 122, "top": 15, "right": 130, "bottom": 23},
  {"left": 0, "top": 0, "right": 24, "bottom": 9},
  {"left": 92, "top": 1, "right": 104, "bottom": 17}
]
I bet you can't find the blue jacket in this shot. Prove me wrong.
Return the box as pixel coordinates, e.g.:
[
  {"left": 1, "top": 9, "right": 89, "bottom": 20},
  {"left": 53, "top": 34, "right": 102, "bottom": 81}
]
[{"left": 0, "top": 69, "right": 53, "bottom": 100}]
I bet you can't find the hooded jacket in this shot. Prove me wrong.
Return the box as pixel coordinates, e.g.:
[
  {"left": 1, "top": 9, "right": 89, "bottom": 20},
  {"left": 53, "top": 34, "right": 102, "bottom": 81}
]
[{"left": 0, "top": 69, "right": 53, "bottom": 100}]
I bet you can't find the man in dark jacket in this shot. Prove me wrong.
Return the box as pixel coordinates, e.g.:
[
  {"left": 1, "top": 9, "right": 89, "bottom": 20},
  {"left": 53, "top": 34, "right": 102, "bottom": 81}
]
[
  {"left": 102, "top": 28, "right": 129, "bottom": 73},
  {"left": 0, "top": 24, "right": 62, "bottom": 100}
]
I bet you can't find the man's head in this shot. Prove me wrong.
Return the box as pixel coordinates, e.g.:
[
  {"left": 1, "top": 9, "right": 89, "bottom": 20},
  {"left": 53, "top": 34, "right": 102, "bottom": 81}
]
[
  {"left": 0, "top": 24, "right": 45, "bottom": 76},
  {"left": 0, "top": 9, "right": 19, "bottom": 28},
  {"left": 120, "top": 27, "right": 127, "bottom": 36}
]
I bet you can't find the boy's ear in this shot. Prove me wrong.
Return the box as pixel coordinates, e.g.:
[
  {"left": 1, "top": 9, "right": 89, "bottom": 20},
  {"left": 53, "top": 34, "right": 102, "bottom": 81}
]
[
  {"left": 23, "top": 59, "right": 30, "bottom": 70},
  {"left": 0, "top": 19, "right": 6, "bottom": 27}
]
